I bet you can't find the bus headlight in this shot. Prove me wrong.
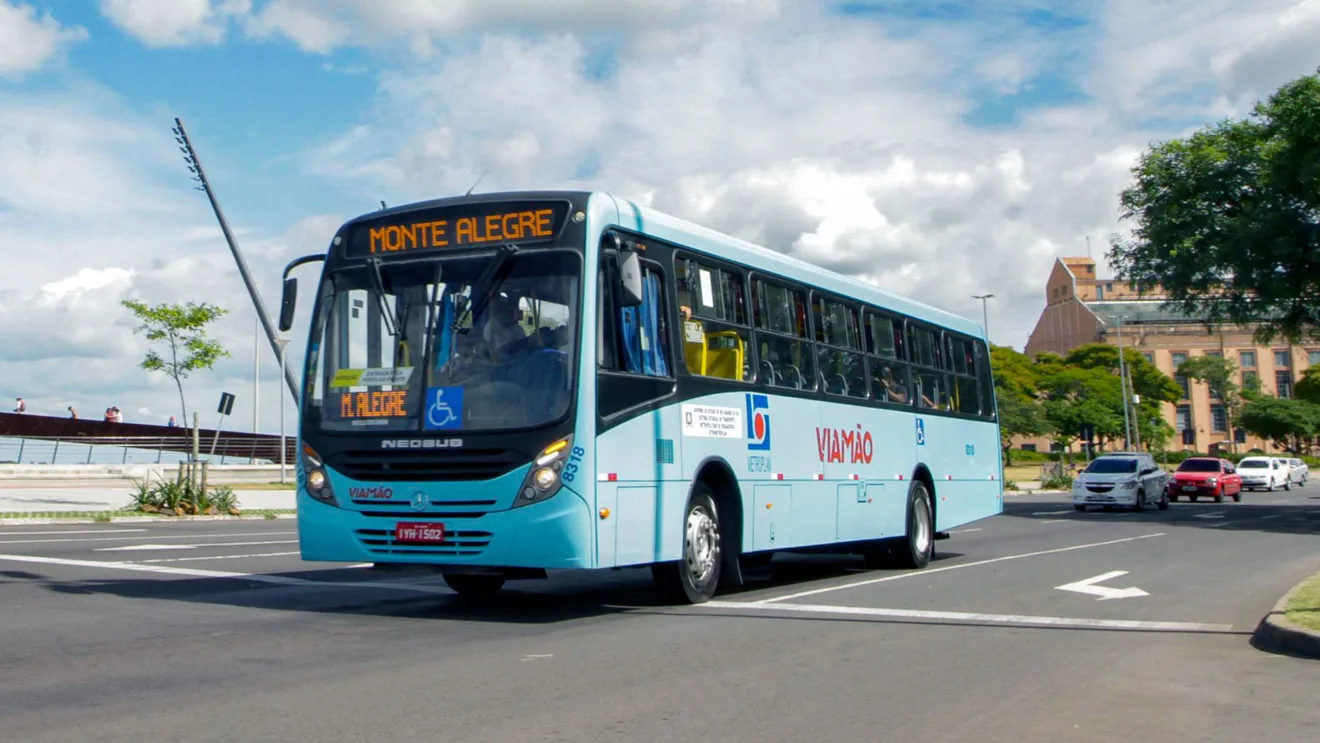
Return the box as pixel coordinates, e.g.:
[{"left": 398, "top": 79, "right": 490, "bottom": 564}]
[
  {"left": 301, "top": 443, "right": 338, "bottom": 506},
  {"left": 514, "top": 435, "right": 572, "bottom": 508}
]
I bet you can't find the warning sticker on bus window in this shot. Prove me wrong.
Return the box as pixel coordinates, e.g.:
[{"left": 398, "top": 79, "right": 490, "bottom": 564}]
[
  {"left": 330, "top": 367, "right": 415, "bottom": 389},
  {"left": 684, "top": 322, "right": 705, "bottom": 343}
]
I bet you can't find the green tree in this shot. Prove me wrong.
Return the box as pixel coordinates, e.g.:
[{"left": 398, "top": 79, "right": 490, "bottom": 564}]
[
  {"left": 1239, "top": 397, "right": 1320, "bottom": 454},
  {"left": 989, "top": 345, "right": 1047, "bottom": 465},
  {"left": 1176, "top": 355, "right": 1248, "bottom": 451},
  {"left": 122, "top": 300, "right": 230, "bottom": 422},
  {"left": 1063, "top": 343, "right": 1182, "bottom": 450},
  {"left": 1295, "top": 365, "right": 1320, "bottom": 404},
  {"left": 1108, "top": 68, "right": 1320, "bottom": 343},
  {"left": 1033, "top": 356, "right": 1125, "bottom": 460}
]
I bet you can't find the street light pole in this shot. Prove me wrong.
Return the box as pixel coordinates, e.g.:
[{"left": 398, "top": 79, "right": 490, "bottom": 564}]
[
  {"left": 275, "top": 338, "right": 290, "bottom": 483},
  {"left": 1115, "top": 315, "right": 1133, "bottom": 450},
  {"left": 972, "top": 294, "right": 995, "bottom": 340}
]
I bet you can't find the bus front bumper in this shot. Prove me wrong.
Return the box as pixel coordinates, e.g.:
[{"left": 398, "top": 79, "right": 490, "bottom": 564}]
[{"left": 296, "top": 488, "right": 594, "bottom": 570}]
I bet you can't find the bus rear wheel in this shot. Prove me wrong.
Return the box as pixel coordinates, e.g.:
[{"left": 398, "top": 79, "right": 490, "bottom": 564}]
[
  {"left": 442, "top": 573, "right": 506, "bottom": 598},
  {"left": 892, "top": 480, "right": 935, "bottom": 570},
  {"left": 653, "top": 486, "right": 722, "bottom": 604}
]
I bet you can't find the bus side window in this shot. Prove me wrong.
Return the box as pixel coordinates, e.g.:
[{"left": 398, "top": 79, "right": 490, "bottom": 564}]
[
  {"left": 864, "top": 310, "right": 912, "bottom": 405},
  {"left": 600, "top": 257, "right": 672, "bottom": 378},
  {"left": 675, "top": 258, "right": 751, "bottom": 382},
  {"left": 752, "top": 278, "right": 815, "bottom": 391}
]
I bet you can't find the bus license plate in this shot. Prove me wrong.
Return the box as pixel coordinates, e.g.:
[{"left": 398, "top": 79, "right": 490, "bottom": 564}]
[{"left": 395, "top": 522, "right": 445, "bottom": 543}]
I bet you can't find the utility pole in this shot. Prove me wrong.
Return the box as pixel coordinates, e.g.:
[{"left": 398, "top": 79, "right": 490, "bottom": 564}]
[
  {"left": 172, "top": 117, "right": 300, "bottom": 404},
  {"left": 1115, "top": 315, "right": 1133, "bottom": 450},
  {"left": 253, "top": 317, "right": 260, "bottom": 434},
  {"left": 972, "top": 294, "right": 995, "bottom": 340},
  {"left": 276, "top": 338, "right": 290, "bottom": 483}
]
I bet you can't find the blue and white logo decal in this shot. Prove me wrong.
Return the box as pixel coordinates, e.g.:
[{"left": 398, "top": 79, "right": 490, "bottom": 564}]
[
  {"left": 424, "top": 386, "right": 464, "bottom": 430},
  {"left": 746, "top": 393, "right": 771, "bottom": 451},
  {"left": 915, "top": 417, "right": 926, "bottom": 446}
]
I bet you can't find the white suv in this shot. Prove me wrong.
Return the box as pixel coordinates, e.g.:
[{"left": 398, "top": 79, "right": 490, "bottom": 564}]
[
  {"left": 1072, "top": 453, "right": 1169, "bottom": 512},
  {"left": 1237, "top": 456, "right": 1290, "bottom": 491}
]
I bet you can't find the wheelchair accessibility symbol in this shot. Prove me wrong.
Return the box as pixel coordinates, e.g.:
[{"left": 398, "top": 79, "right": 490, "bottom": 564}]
[
  {"left": 916, "top": 417, "right": 926, "bottom": 446},
  {"left": 424, "top": 387, "right": 464, "bottom": 431}
]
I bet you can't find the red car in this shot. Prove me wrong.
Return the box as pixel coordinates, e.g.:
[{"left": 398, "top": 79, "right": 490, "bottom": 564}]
[{"left": 1166, "top": 457, "right": 1243, "bottom": 502}]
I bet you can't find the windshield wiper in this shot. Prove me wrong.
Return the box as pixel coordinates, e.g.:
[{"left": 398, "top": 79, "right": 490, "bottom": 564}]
[
  {"left": 366, "top": 257, "right": 398, "bottom": 338},
  {"left": 452, "top": 244, "right": 519, "bottom": 334},
  {"left": 447, "top": 244, "right": 519, "bottom": 379}
]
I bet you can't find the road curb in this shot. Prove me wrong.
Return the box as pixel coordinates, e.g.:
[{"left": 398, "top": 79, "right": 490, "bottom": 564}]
[
  {"left": 0, "top": 513, "right": 297, "bottom": 526},
  {"left": 1252, "top": 574, "right": 1320, "bottom": 659}
]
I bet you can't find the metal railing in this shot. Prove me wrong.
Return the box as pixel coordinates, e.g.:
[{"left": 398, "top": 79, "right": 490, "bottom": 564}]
[{"left": 0, "top": 436, "right": 296, "bottom": 466}]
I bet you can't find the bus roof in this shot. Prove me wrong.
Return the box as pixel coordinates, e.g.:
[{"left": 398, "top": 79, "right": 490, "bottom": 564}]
[{"left": 339, "top": 189, "right": 985, "bottom": 339}]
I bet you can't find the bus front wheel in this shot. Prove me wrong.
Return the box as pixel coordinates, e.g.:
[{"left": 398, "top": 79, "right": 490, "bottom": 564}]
[
  {"left": 653, "top": 486, "right": 722, "bottom": 604},
  {"left": 443, "top": 573, "right": 506, "bottom": 598}
]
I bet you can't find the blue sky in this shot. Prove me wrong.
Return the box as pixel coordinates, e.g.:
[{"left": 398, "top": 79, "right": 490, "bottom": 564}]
[{"left": 0, "top": 0, "right": 1315, "bottom": 430}]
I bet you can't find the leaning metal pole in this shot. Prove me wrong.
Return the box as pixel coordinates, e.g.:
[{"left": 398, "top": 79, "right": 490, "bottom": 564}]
[{"left": 172, "top": 117, "right": 300, "bottom": 405}]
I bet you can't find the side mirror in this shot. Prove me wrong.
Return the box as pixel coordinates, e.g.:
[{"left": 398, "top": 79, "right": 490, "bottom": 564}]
[
  {"left": 616, "top": 248, "right": 644, "bottom": 308},
  {"left": 279, "top": 277, "right": 298, "bottom": 332}
]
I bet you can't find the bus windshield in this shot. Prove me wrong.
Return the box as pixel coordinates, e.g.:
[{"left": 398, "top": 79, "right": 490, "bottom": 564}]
[{"left": 304, "top": 249, "right": 580, "bottom": 434}]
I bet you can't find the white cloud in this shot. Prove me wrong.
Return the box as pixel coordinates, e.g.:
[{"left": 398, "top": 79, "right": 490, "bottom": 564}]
[
  {"left": 99, "top": 0, "right": 250, "bottom": 47},
  {"left": 0, "top": 1, "right": 87, "bottom": 76}
]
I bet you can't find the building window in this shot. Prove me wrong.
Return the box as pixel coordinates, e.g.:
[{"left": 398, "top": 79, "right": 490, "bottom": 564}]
[
  {"left": 1210, "top": 404, "right": 1227, "bottom": 432},
  {"left": 1239, "top": 350, "right": 1256, "bottom": 368},
  {"left": 1020, "top": 443, "right": 1037, "bottom": 452},
  {"left": 1106, "top": 283, "right": 1113, "bottom": 292},
  {"left": 1274, "top": 350, "right": 1291, "bottom": 368},
  {"left": 1171, "top": 352, "right": 1190, "bottom": 400},
  {"left": 1309, "top": 350, "right": 1320, "bottom": 367},
  {"left": 1276, "top": 370, "right": 1293, "bottom": 399},
  {"left": 1143, "top": 352, "right": 1154, "bottom": 364},
  {"left": 1176, "top": 404, "right": 1192, "bottom": 433},
  {"left": 1205, "top": 350, "right": 1222, "bottom": 358}
]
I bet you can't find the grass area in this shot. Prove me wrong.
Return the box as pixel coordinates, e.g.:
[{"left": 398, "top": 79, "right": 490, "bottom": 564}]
[
  {"left": 1285, "top": 571, "right": 1320, "bottom": 632},
  {"left": 1004, "top": 464, "right": 1047, "bottom": 481},
  {"left": 0, "top": 508, "right": 296, "bottom": 521}
]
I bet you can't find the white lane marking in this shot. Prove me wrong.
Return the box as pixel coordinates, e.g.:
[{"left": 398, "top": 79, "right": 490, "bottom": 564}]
[
  {"left": 1055, "top": 570, "right": 1148, "bottom": 600},
  {"left": 0, "top": 529, "right": 148, "bottom": 536},
  {"left": 0, "top": 552, "right": 453, "bottom": 594},
  {"left": 1193, "top": 512, "right": 1226, "bottom": 519},
  {"left": 1040, "top": 519, "right": 1068, "bottom": 524},
  {"left": 521, "top": 654, "right": 553, "bottom": 661},
  {"left": 1261, "top": 515, "right": 1283, "bottom": 520},
  {"left": 753, "top": 533, "right": 1166, "bottom": 605},
  {"left": 0, "top": 532, "right": 295, "bottom": 545},
  {"left": 1032, "top": 510, "right": 1074, "bottom": 516},
  {"left": 1206, "top": 522, "right": 1229, "bottom": 528},
  {"left": 94, "top": 540, "right": 297, "bottom": 552},
  {"left": 346, "top": 563, "right": 372, "bottom": 569},
  {"left": 950, "top": 528, "right": 983, "bottom": 533},
  {"left": 135, "top": 552, "right": 300, "bottom": 564},
  {"left": 95, "top": 544, "right": 197, "bottom": 552},
  {"left": 700, "top": 601, "right": 1233, "bottom": 633}
]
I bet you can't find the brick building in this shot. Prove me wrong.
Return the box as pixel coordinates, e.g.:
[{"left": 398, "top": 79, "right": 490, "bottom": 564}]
[{"left": 1020, "top": 257, "right": 1319, "bottom": 455}]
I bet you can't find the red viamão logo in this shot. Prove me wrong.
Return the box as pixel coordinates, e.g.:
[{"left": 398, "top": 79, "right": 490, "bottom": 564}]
[{"left": 816, "top": 425, "right": 874, "bottom": 464}]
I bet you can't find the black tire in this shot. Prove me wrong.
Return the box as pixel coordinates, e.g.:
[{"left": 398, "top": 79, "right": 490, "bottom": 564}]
[
  {"left": 1168, "top": 494, "right": 1177, "bottom": 502},
  {"left": 1157, "top": 491, "right": 1169, "bottom": 510},
  {"left": 442, "top": 573, "right": 505, "bottom": 597},
  {"left": 1284, "top": 479, "right": 1292, "bottom": 491},
  {"left": 1214, "top": 492, "right": 1224, "bottom": 503},
  {"left": 1074, "top": 504, "right": 1087, "bottom": 512},
  {"left": 891, "top": 481, "right": 934, "bottom": 570},
  {"left": 652, "top": 485, "right": 722, "bottom": 604},
  {"left": 1132, "top": 489, "right": 1145, "bottom": 512},
  {"left": 1232, "top": 491, "right": 1241, "bottom": 503}
]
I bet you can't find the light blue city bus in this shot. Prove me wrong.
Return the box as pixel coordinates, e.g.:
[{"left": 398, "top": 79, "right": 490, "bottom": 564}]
[{"left": 278, "top": 191, "right": 1003, "bottom": 603}]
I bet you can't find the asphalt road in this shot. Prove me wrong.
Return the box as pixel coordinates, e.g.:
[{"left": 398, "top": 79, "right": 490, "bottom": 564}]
[{"left": 1, "top": 488, "right": 1319, "bottom": 742}]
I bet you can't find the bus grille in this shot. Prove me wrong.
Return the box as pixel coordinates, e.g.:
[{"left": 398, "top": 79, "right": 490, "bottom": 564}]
[
  {"left": 354, "top": 528, "right": 492, "bottom": 557},
  {"left": 329, "top": 448, "right": 527, "bottom": 482}
]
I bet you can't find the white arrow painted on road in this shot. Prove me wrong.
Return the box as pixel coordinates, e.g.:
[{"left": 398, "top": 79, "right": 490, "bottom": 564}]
[{"left": 1054, "top": 570, "right": 1149, "bottom": 601}]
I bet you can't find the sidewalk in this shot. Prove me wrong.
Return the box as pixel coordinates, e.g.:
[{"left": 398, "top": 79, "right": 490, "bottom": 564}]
[
  {"left": 0, "top": 482, "right": 294, "bottom": 513},
  {"left": 1253, "top": 570, "right": 1320, "bottom": 659}
]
